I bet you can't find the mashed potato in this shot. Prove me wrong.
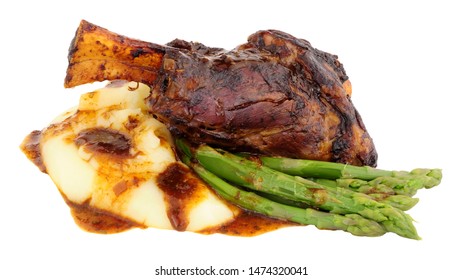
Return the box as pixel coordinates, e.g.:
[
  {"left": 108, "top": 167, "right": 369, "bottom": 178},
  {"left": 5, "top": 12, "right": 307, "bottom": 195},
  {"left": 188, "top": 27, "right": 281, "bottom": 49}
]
[{"left": 21, "top": 81, "right": 237, "bottom": 233}]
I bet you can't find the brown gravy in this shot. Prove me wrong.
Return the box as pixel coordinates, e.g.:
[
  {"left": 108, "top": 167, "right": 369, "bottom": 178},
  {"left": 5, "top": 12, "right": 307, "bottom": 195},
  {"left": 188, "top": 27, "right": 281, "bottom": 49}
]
[
  {"left": 156, "top": 162, "right": 204, "bottom": 231},
  {"left": 66, "top": 197, "right": 145, "bottom": 234},
  {"left": 64, "top": 196, "right": 295, "bottom": 236},
  {"left": 20, "top": 130, "right": 47, "bottom": 173},
  {"left": 201, "top": 211, "right": 297, "bottom": 237},
  {"left": 74, "top": 127, "right": 132, "bottom": 157}
]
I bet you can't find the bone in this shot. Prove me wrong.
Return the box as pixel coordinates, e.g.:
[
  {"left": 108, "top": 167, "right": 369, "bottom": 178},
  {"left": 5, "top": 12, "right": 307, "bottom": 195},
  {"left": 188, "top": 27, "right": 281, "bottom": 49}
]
[{"left": 65, "top": 20, "right": 167, "bottom": 88}]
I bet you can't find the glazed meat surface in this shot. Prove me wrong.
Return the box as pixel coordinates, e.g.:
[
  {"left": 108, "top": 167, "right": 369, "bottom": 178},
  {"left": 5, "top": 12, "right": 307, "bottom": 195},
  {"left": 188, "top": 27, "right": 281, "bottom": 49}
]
[{"left": 65, "top": 20, "right": 377, "bottom": 166}]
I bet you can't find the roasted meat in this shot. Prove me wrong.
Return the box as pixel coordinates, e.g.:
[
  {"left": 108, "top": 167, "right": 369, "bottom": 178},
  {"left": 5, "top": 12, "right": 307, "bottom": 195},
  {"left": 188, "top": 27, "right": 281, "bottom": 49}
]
[{"left": 65, "top": 20, "right": 377, "bottom": 166}]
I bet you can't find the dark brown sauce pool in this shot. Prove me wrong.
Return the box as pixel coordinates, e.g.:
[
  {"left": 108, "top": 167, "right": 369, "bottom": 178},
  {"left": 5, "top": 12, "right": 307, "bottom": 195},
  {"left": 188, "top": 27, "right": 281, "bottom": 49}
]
[
  {"left": 201, "top": 211, "right": 297, "bottom": 237},
  {"left": 156, "top": 162, "right": 201, "bottom": 232},
  {"left": 74, "top": 127, "right": 132, "bottom": 156},
  {"left": 65, "top": 197, "right": 146, "bottom": 234}
]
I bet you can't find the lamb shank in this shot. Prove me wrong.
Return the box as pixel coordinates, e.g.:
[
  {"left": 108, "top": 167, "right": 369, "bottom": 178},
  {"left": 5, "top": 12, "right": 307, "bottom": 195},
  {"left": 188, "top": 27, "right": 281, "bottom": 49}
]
[{"left": 65, "top": 20, "right": 377, "bottom": 166}]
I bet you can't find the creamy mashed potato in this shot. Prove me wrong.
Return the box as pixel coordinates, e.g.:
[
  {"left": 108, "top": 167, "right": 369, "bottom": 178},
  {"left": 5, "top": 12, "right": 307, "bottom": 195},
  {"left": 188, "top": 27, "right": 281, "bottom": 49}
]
[{"left": 21, "top": 81, "right": 237, "bottom": 233}]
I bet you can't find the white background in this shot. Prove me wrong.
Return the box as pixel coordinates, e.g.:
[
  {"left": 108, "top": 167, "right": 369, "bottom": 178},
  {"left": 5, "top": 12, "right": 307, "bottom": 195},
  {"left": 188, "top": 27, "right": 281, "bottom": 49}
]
[{"left": 1, "top": 0, "right": 461, "bottom": 279}]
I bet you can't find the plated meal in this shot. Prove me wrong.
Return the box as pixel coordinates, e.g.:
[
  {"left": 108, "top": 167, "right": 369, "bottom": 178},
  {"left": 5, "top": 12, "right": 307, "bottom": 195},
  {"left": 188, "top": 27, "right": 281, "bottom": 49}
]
[{"left": 21, "top": 20, "right": 441, "bottom": 239}]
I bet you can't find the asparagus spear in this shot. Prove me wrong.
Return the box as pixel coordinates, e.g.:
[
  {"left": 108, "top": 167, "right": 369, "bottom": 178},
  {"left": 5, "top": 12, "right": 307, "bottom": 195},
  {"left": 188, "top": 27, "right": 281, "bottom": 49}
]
[
  {"left": 191, "top": 144, "right": 419, "bottom": 239},
  {"left": 371, "top": 195, "right": 419, "bottom": 211},
  {"left": 317, "top": 172, "right": 440, "bottom": 197},
  {"left": 260, "top": 156, "right": 392, "bottom": 180},
  {"left": 314, "top": 178, "right": 395, "bottom": 195},
  {"left": 315, "top": 178, "right": 419, "bottom": 211},
  {"left": 261, "top": 157, "right": 442, "bottom": 195},
  {"left": 183, "top": 157, "right": 386, "bottom": 237}
]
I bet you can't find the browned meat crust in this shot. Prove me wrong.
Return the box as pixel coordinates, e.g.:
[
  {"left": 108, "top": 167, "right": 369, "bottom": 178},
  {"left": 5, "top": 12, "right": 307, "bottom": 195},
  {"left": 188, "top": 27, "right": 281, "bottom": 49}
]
[{"left": 65, "top": 20, "right": 377, "bottom": 166}]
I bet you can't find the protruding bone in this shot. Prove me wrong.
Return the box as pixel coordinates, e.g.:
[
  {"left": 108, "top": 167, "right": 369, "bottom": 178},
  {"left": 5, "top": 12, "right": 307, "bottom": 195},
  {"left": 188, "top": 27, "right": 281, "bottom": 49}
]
[{"left": 65, "top": 20, "right": 167, "bottom": 88}]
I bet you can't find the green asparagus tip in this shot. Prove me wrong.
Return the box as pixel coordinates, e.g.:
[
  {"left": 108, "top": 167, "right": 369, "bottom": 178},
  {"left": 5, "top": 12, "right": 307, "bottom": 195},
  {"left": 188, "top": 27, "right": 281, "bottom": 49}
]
[
  {"left": 380, "top": 208, "right": 420, "bottom": 240},
  {"left": 341, "top": 214, "right": 386, "bottom": 237}
]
